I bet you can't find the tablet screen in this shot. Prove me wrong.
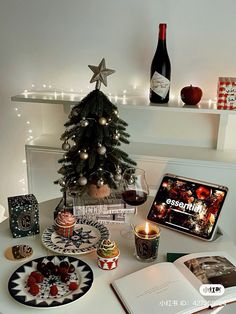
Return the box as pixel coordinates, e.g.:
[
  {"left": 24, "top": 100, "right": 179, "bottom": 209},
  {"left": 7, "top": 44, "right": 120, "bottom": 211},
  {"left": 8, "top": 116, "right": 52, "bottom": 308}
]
[{"left": 147, "top": 174, "right": 228, "bottom": 240}]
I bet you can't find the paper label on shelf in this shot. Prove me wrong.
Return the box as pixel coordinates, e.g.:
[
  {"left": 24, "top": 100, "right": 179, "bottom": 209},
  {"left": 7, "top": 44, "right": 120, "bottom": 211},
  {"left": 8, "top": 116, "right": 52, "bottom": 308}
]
[{"left": 150, "top": 71, "right": 170, "bottom": 98}]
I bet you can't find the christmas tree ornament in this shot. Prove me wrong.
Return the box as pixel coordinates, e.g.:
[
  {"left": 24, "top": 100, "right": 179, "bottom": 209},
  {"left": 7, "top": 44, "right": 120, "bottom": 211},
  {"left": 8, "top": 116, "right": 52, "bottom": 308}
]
[
  {"left": 80, "top": 118, "right": 89, "bottom": 127},
  {"left": 97, "top": 178, "right": 104, "bottom": 187},
  {"left": 113, "top": 110, "right": 118, "bottom": 115},
  {"left": 70, "top": 108, "right": 79, "bottom": 117},
  {"left": 78, "top": 175, "right": 87, "bottom": 186},
  {"left": 128, "top": 176, "right": 135, "bottom": 185},
  {"left": 97, "top": 145, "right": 106, "bottom": 155},
  {"left": 88, "top": 58, "right": 115, "bottom": 90},
  {"left": 58, "top": 179, "right": 66, "bottom": 187},
  {"left": 80, "top": 150, "right": 88, "bottom": 160},
  {"left": 113, "top": 132, "right": 120, "bottom": 140},
  {"left": 114, "top": 173, "right": 122, "bottom": 181},
  {"left": 62, "top": 140, "right": 71, "bottom": 151},
  {"left": 99, "top": 117, "right": 107, "bottom": 125}
]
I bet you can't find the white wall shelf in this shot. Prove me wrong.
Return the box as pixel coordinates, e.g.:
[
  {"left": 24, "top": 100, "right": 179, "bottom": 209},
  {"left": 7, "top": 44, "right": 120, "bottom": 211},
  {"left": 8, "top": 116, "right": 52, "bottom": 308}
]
[
  {"left": 12, "top": 92, "right": 236, "bottom": 163},
  {"left": 11, "top": 91, "right": 234, "bottom": 114}
]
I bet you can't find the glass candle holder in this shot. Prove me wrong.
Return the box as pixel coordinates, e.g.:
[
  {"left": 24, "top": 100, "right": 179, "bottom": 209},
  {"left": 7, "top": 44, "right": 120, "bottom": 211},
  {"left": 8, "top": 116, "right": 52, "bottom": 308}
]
[{"left": 134, "top": 223, "right": 160, "bottom": 262}]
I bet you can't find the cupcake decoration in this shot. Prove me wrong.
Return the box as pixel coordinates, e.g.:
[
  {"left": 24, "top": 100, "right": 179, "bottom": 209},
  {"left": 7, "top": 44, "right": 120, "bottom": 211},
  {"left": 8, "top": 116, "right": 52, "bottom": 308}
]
[
  {"left": 54, "top": 211, "right": 76, "bottom": 238},
  {"left": 97, "top": 239, "right": 120, "bottom": 270}
]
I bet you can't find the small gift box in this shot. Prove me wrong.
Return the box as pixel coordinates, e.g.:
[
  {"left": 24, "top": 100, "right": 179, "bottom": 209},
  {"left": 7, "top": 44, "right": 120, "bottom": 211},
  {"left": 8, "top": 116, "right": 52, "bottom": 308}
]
[
  {"left": 217, "top": 77, "right": 236, "bottom": 110},
  {"left": 8, "top": 194, "right": 40, "bottom": 238}
]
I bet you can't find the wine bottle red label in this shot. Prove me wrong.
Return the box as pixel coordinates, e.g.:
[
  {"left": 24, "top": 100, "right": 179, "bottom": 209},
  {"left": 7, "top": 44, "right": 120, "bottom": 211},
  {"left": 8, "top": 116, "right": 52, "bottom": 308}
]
[{"left": 150, "top": 71, "right": 170, "bottom": 98}]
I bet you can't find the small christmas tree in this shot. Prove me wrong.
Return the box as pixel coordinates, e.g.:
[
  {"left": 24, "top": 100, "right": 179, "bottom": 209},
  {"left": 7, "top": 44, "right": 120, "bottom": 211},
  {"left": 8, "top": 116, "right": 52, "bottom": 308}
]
[{"left": 55, "top": 58, "right": 136, "bottom": 199}]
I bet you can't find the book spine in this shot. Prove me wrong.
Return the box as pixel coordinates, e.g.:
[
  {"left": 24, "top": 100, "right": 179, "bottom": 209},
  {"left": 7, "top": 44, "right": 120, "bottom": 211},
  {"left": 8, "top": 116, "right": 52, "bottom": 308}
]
[
  {"left": 73, "top": 204, "right": 136, "bottom": 216},
  {"left": 97, "top": 213, "right": 126, "bottom": 224},
  {"left": 97, "top": 219, "right": 125, "bottom": 225}
]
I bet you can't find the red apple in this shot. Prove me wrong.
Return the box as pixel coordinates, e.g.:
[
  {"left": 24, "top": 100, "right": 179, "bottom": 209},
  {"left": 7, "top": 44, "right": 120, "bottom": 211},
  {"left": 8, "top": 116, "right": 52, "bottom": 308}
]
[{"left": 180, "top": 85, "right": 203, "bottom": 106}]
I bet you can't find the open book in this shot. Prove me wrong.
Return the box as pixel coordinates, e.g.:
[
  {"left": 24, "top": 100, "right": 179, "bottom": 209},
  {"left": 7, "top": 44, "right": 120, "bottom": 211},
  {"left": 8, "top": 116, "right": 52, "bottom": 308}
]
[{"left": 111, "top": 251, "right": 236, "bottom": 314}]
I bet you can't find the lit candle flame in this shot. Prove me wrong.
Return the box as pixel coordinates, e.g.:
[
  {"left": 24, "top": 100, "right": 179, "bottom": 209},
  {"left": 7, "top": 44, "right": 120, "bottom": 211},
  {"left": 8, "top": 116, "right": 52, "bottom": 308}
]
[{"left": 145, "top": 222, "right": 149, "bottom": 235}]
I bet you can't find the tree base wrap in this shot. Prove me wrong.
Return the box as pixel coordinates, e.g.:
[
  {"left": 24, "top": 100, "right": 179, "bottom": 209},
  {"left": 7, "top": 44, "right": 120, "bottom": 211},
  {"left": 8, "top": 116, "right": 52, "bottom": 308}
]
[{"left": 87, "top": 184, "right": 111, "bottom": 199}]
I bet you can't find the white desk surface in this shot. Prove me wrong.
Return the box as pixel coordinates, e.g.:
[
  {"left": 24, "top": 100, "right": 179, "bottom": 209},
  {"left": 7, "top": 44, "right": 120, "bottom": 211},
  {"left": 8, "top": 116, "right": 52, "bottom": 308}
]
[{"left": 0, "top": 197, "right": 236, "bottom": 314}]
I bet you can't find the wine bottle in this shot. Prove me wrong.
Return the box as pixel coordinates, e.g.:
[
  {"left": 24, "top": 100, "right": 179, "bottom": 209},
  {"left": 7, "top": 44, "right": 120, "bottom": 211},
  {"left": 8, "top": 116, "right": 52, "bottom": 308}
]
[{"left": 150, "top": 23, "right": 171, "bottom": 104}]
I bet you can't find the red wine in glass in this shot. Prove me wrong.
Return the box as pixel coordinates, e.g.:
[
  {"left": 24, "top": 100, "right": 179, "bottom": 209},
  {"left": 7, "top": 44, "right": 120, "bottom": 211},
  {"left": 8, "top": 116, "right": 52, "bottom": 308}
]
[{"left": 122, "top": 190, "right": 148, "bottom": 206}]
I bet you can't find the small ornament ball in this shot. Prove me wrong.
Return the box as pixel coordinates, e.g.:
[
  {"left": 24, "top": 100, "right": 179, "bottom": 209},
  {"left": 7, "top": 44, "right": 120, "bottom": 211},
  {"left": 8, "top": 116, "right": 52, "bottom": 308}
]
[
  {"left": 116, "top": 166, "right": 122, "bottom": 174},
  {"left": 80, "top": 151, "right": 88, "bottom": 160},
  {"left": 128, "top": 177, "right": 135, "bottom": 185},
  {"left": 78, "top": 176, "right": 87, "bottom": 186},
  {"left": 62, "top": 141, "right": 71, "bottom": 151},
  {"left": 97, "top": 145, "right": 106, "bottom": 155},
  {"left": 59, "top": 179, "right": 66, "bottom": 187},
  {"left": 113, "top": 133, "right": 120, "bottom": 140},
  {"left": 80, "top": 118, "right": 89, "bottom": 127},
  {"left": 71, "top": 109, "right": 79, "bottom": 117},
  {"left": 97, "top": 179, "right": 104, "bottom": 187},
  {"left": 114, "top": 173, "right": 122, "bottom": 181},
  {"left": 99, "top": 117, "right": 107, "bottom": 125}
]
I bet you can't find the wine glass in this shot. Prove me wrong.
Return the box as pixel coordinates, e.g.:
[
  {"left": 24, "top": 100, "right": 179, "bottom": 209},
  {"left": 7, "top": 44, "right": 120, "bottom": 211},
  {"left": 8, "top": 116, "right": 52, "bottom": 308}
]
[{"left": 120, "top": 167, "right": 149, "bottom": 238}]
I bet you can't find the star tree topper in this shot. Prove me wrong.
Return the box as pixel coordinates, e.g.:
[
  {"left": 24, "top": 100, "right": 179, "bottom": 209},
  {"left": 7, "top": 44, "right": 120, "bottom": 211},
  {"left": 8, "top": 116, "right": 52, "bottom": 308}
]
[{"left": 88, "top": 58, "right": 115, "bottom": 89}]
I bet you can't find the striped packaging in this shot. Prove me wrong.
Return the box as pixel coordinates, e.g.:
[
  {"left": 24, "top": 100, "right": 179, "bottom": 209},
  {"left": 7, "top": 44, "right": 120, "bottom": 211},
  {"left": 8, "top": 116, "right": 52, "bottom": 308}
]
[{"left": 217, "top": 77, "right": 236, "bottom": 110}]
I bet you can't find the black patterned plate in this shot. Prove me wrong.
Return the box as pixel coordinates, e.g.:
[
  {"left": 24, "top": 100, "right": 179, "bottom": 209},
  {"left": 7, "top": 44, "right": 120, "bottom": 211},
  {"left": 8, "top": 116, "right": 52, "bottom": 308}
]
[
  {"left": 41, "top": 218, "right": 109, "bottom": 255},
  {"left": 8, "top": 255, "right": 93, "bottom": 308}
]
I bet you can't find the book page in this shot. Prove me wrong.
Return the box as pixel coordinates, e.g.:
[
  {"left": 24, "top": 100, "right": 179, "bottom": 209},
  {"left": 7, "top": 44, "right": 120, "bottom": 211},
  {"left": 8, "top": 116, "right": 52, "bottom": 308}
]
[
  {"left": 174, "top": 251, "right": 236, "bottom": 306},
  {"left": 112, "top": 262, "right": 206, "bottom": 314}
]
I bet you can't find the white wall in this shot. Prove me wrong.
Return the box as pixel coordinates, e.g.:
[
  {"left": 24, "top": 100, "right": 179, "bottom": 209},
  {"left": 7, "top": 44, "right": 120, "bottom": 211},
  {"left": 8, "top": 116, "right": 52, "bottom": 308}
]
[{"left": 1, "top": 0, "right": 236, "bottom": 208}]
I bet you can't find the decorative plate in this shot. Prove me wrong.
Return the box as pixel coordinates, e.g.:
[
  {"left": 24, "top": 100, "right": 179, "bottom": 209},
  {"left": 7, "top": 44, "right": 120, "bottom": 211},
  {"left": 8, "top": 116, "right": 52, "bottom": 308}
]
[
  {"left": 42, "top": 218, "right": 109, "bottom": 255},
  {"left": 8, "top": 255, "right": 93, "bottom": 308}
]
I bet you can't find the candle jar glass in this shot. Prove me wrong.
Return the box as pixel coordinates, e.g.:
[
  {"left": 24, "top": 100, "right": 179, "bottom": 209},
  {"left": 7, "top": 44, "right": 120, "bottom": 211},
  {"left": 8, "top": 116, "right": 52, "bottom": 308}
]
[{"left": 134, "top": 224, "right": 160, "bottom": 262}]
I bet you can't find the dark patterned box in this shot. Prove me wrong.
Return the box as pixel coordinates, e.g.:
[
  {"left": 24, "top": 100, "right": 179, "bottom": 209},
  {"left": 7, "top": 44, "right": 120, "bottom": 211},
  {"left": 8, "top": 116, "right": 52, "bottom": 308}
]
[{"left": 8, "top": 194, "right": 40, "bottom": 238}]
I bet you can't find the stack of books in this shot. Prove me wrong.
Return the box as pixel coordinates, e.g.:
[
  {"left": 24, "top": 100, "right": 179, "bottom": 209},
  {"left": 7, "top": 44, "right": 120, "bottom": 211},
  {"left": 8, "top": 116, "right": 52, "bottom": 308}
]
[{"left": 55, "top": 191, "right": 136, "bottom": 224}]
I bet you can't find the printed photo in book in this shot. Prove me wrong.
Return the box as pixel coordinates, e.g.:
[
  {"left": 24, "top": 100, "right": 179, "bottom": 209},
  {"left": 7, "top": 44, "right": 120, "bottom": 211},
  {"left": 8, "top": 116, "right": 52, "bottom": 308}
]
[
  {"left": 184, "top": 256, "right": 236, "bottom": 288},
  {"left": 111, "top": 251, "right": 236, "bottom": 314}
]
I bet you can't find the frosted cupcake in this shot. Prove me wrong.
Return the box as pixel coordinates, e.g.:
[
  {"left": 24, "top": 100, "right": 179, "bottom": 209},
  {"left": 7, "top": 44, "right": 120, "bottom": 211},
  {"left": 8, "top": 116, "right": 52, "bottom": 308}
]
[
  {"left": 54, "top": 211, "right": 76, "bottom": 238},
  {"left": 97, "top": 239, "right": 120, "bottom": 270}
]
